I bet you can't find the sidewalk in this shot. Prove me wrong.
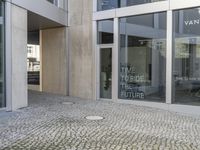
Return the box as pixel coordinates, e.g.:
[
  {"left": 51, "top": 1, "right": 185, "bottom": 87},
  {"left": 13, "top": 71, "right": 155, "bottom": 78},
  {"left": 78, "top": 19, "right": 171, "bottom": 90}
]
[{"left": 0, "top": 91, "right": 200, "bottom": 150}]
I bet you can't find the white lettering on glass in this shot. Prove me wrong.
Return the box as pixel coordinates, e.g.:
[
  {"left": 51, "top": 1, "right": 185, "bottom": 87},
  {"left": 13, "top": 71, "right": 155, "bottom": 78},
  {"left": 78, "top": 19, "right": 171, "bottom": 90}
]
[{"left": 185, "top": 19, "right": 200, "bottom": 26}]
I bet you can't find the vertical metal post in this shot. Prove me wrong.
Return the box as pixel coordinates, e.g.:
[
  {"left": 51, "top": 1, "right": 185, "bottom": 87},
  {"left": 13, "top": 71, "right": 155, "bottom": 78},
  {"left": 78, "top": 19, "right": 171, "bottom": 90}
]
[
  {"left": 113, "top": 17, "right": 119, "bottom": 100},
  {"left": 92, "top": 0, "right": 98, "bottom": 100},
  {"left": 166, "top": 10, "right": 173, "bottom": 104}
]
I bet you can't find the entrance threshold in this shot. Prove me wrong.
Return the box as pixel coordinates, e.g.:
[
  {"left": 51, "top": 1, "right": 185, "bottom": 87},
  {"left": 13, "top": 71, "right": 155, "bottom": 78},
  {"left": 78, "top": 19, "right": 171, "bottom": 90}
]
[{"left": 114, "top": 99, "right": 200, "bottom": 116}]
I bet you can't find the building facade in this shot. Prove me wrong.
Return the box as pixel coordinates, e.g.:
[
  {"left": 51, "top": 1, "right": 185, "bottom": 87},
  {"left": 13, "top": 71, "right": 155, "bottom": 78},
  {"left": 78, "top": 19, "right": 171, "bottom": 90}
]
[
  {"left": 1, "top": 0, "right": 68, "bottom": 111},
  {"left": 1, "top": 0, "right": 200, "bottom": 115},
  {"left": 93, "top": 0, "right": 200, "bottom": 115}
]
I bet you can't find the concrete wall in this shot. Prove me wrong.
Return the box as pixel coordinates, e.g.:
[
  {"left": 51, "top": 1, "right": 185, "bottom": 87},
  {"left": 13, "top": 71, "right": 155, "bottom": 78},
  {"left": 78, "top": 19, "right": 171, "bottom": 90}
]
[
  {"left": 41, "top": 27, "right": 68, "bottom": 95},
  {"left": 10, "top": 0, "right": 68, "bottom": 26},
  {"left": 68, "top": 0, "right": 94, "bottom": 99},
  {"left": 11, "top": 5, "right": 28, "bottom": 110}
]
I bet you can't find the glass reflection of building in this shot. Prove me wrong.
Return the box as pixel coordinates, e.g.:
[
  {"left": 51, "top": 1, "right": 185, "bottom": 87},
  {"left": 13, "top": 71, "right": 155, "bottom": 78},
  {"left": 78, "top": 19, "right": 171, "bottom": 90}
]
[
  {"left": 0, "top": 1, "right": 4, "bottom": 108},
  {"left": 119, "top": 13, "right": 166, "bottom": 102},
  {"left": 97, "top": 0, "right": 165, "bottom": 11},
  {"left": 96, "top": 0, "right": 200, "bottom": 107},
  {"left": 97, "top": 20, "right": 114, "bottom": 99},
  {"left": 173, "top": 8, "right": 200, "bottom": 105}
]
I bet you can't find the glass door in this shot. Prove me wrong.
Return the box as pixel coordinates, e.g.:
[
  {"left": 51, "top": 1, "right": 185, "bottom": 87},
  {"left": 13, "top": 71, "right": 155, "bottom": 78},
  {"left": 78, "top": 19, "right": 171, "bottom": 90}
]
[
  {"left": 100, "top": 48, "right": 112, "bottom": 99},
  {"left": 99, "top": 47, "right": 112, "bottom": 99}
]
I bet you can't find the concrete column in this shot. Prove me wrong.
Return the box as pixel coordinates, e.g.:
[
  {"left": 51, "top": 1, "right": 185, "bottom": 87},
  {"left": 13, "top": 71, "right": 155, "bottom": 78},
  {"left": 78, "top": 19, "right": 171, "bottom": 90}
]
[
  {"left": 6, "top": 4, "right": 28, "bottom": 111},
  {"left": 68, "top": 0, "right": 94, "bottom": 100},
  {"left": 41, "top": 27, "right": 68, "bottom": 95}
]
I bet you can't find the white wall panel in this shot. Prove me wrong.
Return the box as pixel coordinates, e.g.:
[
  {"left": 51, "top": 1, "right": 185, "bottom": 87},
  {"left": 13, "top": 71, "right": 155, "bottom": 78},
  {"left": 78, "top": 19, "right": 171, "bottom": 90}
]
[{"left": 170, "top": 0, "right": 200, "bottom": 10}]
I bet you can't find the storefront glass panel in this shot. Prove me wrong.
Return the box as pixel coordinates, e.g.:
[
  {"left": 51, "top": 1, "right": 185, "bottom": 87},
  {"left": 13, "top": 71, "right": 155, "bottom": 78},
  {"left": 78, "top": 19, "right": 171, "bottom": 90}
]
[
  {"left": 119, "top": 12, "right": 166, "bottom": 102},
  {"left": 0, "top": 1, "right": 5, "bottom": 108},
  {"left": 173, "top": 8, "right": 200, "bottom": 105},
  {"left": 97, "top": 19, "right": 114, "bottom": 44}
]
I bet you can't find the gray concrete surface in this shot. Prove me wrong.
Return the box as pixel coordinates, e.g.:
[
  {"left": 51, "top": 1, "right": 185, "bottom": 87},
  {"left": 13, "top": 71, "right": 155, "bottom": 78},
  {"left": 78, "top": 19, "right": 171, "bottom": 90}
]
[
  {"left": 11, "top": 5, "right": 28, "bottom": 110},
  {"left": 68, "top": 0, "right": 94, "bottom": 100},
  {"left": 11, "top": 0, "right": 68, "bottom": 26},
  {"left": 41, "top": 27, "right": 68, "bottom": 95},
  {"left": 0, "top": 91, "right": 200, "bottom": 150}
]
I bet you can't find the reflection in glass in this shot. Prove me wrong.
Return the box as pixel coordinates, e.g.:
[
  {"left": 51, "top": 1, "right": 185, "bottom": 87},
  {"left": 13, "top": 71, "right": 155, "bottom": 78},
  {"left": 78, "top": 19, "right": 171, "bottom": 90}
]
[
  {"left": 0, "top": 1, "right": 4, "bottom": 108},
  {"left": 27, "top": 44, "right": 40, "bottom": 86},
  {"left": 47, "top": 0, "right": 58, "bottom": 6},
  {"left": 97, "top": 0, "right": 119, "bottom": 11},
  {"left": 97, "top": 0, "right": 165, "bottom": 11},
  {"left": 120, "top": 0, "right": 165, "bottom": 7},
  {"left": 100, "top": 48, "right": 112, "bottom": 99},
  {"left": 97, "top": 19, "right": 114, "bottom": 44},
  {"left": 46, "top": 0, "right": 67, "bottom": 10},
  {"left": 119, "top": 13, "right": 166, "bottom": 102},
  {"left": 173, "top": 8, "right": 200, "bottom": 106}
]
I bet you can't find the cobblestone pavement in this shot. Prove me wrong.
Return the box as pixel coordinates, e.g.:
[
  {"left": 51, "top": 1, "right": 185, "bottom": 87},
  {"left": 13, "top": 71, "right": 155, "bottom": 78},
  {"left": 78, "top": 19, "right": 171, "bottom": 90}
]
[{"left": 1, "top": 91, "right": 200, "bottom": 150}]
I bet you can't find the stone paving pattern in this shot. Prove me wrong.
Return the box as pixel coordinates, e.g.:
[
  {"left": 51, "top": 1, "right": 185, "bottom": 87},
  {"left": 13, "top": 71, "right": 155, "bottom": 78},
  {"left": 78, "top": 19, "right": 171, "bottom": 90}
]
[{"left": 0, "top": 91, "right": 200, "bottom": 150}]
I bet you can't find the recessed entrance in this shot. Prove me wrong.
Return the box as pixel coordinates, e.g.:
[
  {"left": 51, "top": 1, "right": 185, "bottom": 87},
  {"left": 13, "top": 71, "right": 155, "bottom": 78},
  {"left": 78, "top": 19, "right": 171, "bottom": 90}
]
[{"left": 27, "top": 11, "right": 68, "bottom": 105}]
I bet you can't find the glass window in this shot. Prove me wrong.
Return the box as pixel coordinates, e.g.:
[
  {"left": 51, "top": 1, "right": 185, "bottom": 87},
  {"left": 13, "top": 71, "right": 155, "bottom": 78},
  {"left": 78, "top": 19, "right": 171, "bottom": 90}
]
[
  {"left": 47, "top": 0, "right": 54, "bottom": 4},
  {"left": 0, "top": 1, "right": 5, "bottom": 108},
  {"left": 97, "top": 0, "right": 119, "bottom": 11},
  {"left": 27, "top": 44, "right": 40, "bottom": 86},
  {"left": 120, "top": 0, "right": 165, "bottom": 7},
  {"left": 173, "top": 8, "right": 200, "bottom": 106},
  {"left": 97, "top": 0, "right": 165, "bottom": 11},
  {"left": 119, "top": 12, "right": 166, "bottom": 102},
  {"left": 97, "top": 19, "right": 114, "bottom": 44},
  {"left": 47, "top": 0, "right": 58, "bottom": 6}
]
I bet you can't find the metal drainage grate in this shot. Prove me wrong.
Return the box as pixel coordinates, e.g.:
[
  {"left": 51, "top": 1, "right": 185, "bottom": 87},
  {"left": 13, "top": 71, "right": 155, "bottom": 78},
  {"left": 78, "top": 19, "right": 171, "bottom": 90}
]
[
  {"left": 62, "top": 102, "right": 75, "bottom": 105},
  {"left": 85, "top": 116, "right": 104, "bottom": 121}
]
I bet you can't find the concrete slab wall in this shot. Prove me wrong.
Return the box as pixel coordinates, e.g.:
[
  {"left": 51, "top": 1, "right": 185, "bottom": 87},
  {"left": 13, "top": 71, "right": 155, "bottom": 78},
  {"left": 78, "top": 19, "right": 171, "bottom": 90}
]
[
  {"left": 41, "top": 27, "right": 68, "bottom": 95},
  {"left": 68, "top": 0, "right": 94, "bottom": 99},
  {"left": 11, "top": 5, "right": 28, "bottom": 110},
  {"left": 10, "top": 0, "right": 68, "bottom": 26}
]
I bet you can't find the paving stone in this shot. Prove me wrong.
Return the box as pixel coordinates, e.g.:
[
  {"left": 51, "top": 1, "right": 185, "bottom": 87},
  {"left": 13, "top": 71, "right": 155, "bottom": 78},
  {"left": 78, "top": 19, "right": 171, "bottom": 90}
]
[{"left": 0, "top": 91, "right": 200, "bottom": 150}]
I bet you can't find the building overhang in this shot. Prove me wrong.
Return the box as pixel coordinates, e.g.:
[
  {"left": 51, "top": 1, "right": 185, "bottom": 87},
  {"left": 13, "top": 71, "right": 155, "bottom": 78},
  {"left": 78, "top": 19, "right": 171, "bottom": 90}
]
[{"left": 9, "top": 0, "right": 68, "bottom": 27}]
